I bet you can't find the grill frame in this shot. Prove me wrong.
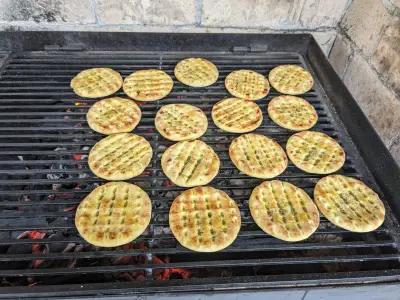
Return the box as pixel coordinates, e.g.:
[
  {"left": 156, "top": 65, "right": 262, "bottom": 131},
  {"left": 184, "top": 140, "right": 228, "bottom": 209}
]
[{"left": 0, "top": 32, "right": 400, "bottom": 298}]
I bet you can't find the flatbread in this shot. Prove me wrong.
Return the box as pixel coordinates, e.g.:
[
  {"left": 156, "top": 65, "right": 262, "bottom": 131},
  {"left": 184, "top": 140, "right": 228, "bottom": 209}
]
[
  {"left": 286, "top": 131, "right": 345, "bottom": 174},
  {"left": 268, "top": 65, "right": 314, "bottom": 95},
  {"left": 225, "top": 70, "right": 270, "bottom": 101},
  {"left": 169, "top": 186, "right": 241, "bottom": 252},
  {"left": 314, "top": 175, "right": 385, "bottom": 232},
  {"left": 86, "top": 97, "right": 141, "bottom": 135},
  {"left": 70, "top": 68, "right": 122, "bottom": 98},
  {"left": 75, "top": 182, "right": 151, "bottom": 247},
  {"left": 249, "top": 180, "right": 320, "bottom": 241},
  {"left": 161, "top": 140, "right": 220, "bottom": 187},
  {"left": 211, "top": 98, "right": 263, "bottom": 133},
  {"left": 268, "top": 95, "right": 318, "bottom": 131},
  {"left": 229, "top": 133, "right": 288, "bottom": 179},
  {"left": 155, "top": 104, "right": 208, "bottom": 141},
  {"left": 88, "top": 133, "right": 152, "bottom": 180},
  {"left": 174, "top": 57, "right": 219, "bottom": 87},
  {"left": 123, "top": 69, "right": 173, "bottom": 101}
]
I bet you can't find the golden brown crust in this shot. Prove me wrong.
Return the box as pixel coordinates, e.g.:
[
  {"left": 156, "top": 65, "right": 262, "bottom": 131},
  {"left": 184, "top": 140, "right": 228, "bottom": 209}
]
[
  {"left": 70, "top": 68, "right": 123, "bottom": 98},
  {"left": 174, "top": 57, "right": 219, "bottom": 87},
  {"left": 211, "top": 98, "right": 263, "bottom": 133},
  {"left": 155, "top": 104, "right": 208, "bottom": 141},
  {"left": 75, "top": 182, "right": 152, "bottom": 247},
  {"left": 225, "top": 70, "right": 270, "bottom": 100},
  {"left": 268, "top": 95, "right": 318, "bottom": 131},
  {"left": 169, "top": 186, "right": 241, "bottom": 252},
  {"left": 268, "top": 65, "right": 314, "bottom": 95},
  {"left": 161, "top": 140, "right": 220, "bottom": 187},
  {"left": 123, "top": 69, "right": 173, "bottom": 101},
  {"left": 86, "top": 97, "right": 141, "bottom": 135},
  {"left": 249, "top": 180, "right": 320, "bottom": 241},
  {"left": 314, "top": 175, "right": 385, "bottom": 232},
  {"left": 229, "top": 133, "right": 288, "bottom": 179},
  {"left": 88, "top": 133, "right": 152, "bottom": 180},
  {"left": 286, "top": 131, "right": 345, "bottom": 174}
]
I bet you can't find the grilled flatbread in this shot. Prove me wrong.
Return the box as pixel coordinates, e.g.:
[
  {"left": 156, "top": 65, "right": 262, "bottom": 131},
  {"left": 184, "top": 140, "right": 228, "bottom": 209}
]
[
  {"left": 174, "top": 57, "right": 219, "bottom": 87},
  {"left": 268, "top": 65, "right": 314, "bottom": 95},
  {"left": 212, "top": 98, "right": 263, "bottom": 133},
  {"left": 225, "top": 70, "right": 270, "bottom": 100},
  {"left": 161, "top": 140, "right": 220, "bottom": 187},
  {"left": 70, "top": 68, "right": 123, "bottom": 98},
  {"left": 314, "top": 175, "right": 385, "bottom": 232},
  {"left": 88, "top": 133, "right": 152, "bottom": 180},
  {"left": 86, "top": 97, "right": 141, "bottom": 135},
  {"left": 268, "top": 95, "right": 318, "bottom": 131},
  {"left": 123, "top": 69, "right": 173, "bottom": 101},
  {"left": 286, "top": 131, "right": 345, "bottom": 174},
  {"left": 229, "top": 133, "right": 288, "bottom": 179},
  {"left": 155, "top": 104, "right": 208, "bottom": 141},
  {"left": 250, "top": 180, "right": 320, "bottom": 241},
  {"left": 75, "top": 182, "right": 152, "bottom": 247},
  {"left": 169, "top": 186, "right": 241, "bottom": 252}
]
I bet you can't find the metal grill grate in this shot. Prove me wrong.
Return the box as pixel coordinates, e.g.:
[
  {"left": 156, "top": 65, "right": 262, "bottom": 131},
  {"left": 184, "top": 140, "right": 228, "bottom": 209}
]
[{"left": 0, "top": 50, "right": 399, "bottom": 293}]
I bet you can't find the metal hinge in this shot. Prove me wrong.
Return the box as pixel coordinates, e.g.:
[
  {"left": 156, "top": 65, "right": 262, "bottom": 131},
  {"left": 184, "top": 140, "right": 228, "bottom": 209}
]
[
  {"left": 44, "top": 43, "right": 86, "bottom": 51},
  {"left": 232, "top": 45, "right": 268, "bottom": 53}
]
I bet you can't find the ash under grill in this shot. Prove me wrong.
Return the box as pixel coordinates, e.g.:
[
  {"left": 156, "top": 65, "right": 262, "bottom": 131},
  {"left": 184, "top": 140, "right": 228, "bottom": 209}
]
[{"left": 0, "top": 47, "right": 399, "bottom": 296}]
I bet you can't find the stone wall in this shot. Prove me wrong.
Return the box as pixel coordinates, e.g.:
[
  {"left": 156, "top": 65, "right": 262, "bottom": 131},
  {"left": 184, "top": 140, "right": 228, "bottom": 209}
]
[
  {"left": 0, "top": 0, "right": 351, "bottom": 55},
  {"left": 329, "top": 0, "right": 400, "bottom": 163}
]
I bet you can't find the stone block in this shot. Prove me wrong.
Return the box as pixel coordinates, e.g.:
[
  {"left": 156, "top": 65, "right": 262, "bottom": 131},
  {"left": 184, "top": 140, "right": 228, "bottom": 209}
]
[
  {"left": 95, "top": 0, "right": 196, "bottom": 25},
  {"left": 299, "top": 0, "right": 349, "bottom": 28},
  {"left": 329, "top": 33, "right": 353, "bottom": 78},
  {"left": 389, "top": 135, "right": 400, "bottom": 166},
  {"left": 343, "top": 52, "right": 400, "bottom": 146},
  {"left": 372, "top": 21, "right": 400, "bottom": 96},
  {"left": 311, "top": 31, "right": 337, "bottom": 56},
  {"left": 0, "top": 0, "right": 95, "bottom": 23},
  {"left": 341, "top": 0, "right": 393, "bottom": 57}
]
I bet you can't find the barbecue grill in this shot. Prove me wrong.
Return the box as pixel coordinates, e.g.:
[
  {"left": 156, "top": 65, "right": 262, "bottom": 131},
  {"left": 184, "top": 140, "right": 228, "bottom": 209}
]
[{"left": 0, "top": 32, "right": 399, "bottom": 298}]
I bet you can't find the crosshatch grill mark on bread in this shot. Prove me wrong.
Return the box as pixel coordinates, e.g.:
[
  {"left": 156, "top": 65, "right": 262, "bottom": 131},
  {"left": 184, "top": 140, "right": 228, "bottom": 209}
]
[
  {"left": 229, "top": 133, "right": 288, "bottom": 179},
  {"left": 123, "top": 69, "right": 173, "bottom": 101},
  {"left": 70, "top": 68, "right": 123, "bottom": 98},
  {"left": 212, "top": 98, "right": 263, "bottom": 133},
  {"left": 249, "top": 180, "right": 320, "bottom": 242},
  {"left": 314, "top": 175, "right": 385, "bottom": 232},
  {"left": 155, "top": 104, "right": 208, "bottom": 141},
  {"left": 88, "top": 133, "right": 152, "bottom": 180},
  {"left": 75, "top": 182, "right": 152, "bottom": 247},
  {"left": 174, "top": 57, "right": 219, "bottom": 87},
  {"left": 161, "top": 140, "right": 220, "bottom": 187},
  {"left": 169, "top": 186, "right": 241, "bottom": 252},
  {"left": 87, "top": 97, "right": 141, "bottom": 135},
  {"left": 286, "top": 131, "right": 345, "bottom": 174},
  {"left": 225, "top": 70, "right": 270, "bottom": 100},
  {"left": 269, "top": 65, "right": 314, "bottom": 95}
]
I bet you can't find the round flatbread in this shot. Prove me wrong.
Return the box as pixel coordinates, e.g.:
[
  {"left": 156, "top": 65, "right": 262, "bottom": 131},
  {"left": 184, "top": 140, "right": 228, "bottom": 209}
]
[
  {"left": 75, "top": 182, "right": 152, "bottom": 247},
  {"left": 155, "top": 104, "right": 208, "bottom": 141},
  {"left": 86, "top": 97, "right": 141, "bottom": 135},
  {"left": 211, "top": 98, "right": 263, "bottom": 133},
  {"left": 314, "top": 175, "right": 385, "bottom": 232},
  {"left": 268, "top": 65, "right": 314, "bottom": 95},
  {"left": 123, "top": 69, "right": 173, "bottom": 101},
  {"left": 70, "top": 68, "right": 123, "bottom": 98},
  {"left": 286, "top": 131, "right": 345, "bottom": 174},
  {"left": 225, "top": 70, "right": 270, "bottom": 101},
  {"left": 229, "top": 133, "right": 288, "bottom": 179},
  {"left": 169, "top": 186, "right": 241, "bottom": 252},
  {"left": 174, "top": 57, "right": 219, "bottom": 87},
  {"left": 88, "top": 133, "right": 152, "bottom": 180},
  {"left": 161, "top": 140, "right": 220, "bottom": 187},
  {"left": 249, "top": 180, "right": 320, "bottom": 241},
  {"left": 268, "top": 95, "right": 318, "bottom": 131}
]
